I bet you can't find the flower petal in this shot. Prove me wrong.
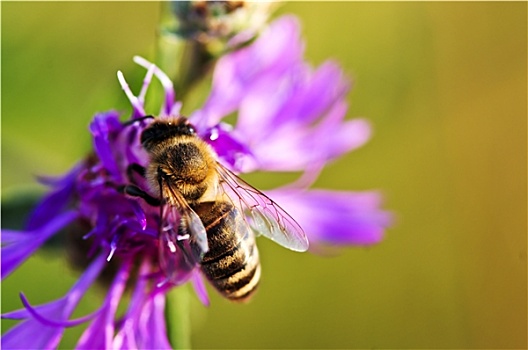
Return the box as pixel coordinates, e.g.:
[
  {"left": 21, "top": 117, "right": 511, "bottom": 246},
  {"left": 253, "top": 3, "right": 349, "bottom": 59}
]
[
  {"left": 200, "top": 123, "right": 253, "bottom": 172},
  {"left": 192, "top": 15, "right": 304, "bottom": 128},
  {"left": 1, "top": 313, "right": 64, "bottom": 350},
  {"left": 133, "top": 56, "right": 177, "bottom": 117},
  {"left": 1, "top": 211, "right": 78, "bottom": 279},
  {"left": 229, "top": 56, "right": 361, "bottom": 173},
  {"left": 89, "top": 111, "right": 124, "bottom": 182},
  {"left": 113, "top": 262, "right": 171, "bottom": 349},
  {"left": 112, "top": 263, "right": 149, "bottom": 350},
  {"left": 9, "top": 293, "right": 100, "bottom": 328},
  {"left": 137, "top": 292, "right": 172, "bottom": 350},
  {"left": 1, "top": 256, "right": 105, "bottom": 349},
  {"left": 75, "top": 261, "right": 130, "bottom": 350},
  {"left": 190, "top": 270, "right": 210, "bottom": 306},
  {"left": 268, "top": 189, "right": 393, "bottom": 246},
  {"left": 27, "top": 162, "right": 83, "bottom": 230}
]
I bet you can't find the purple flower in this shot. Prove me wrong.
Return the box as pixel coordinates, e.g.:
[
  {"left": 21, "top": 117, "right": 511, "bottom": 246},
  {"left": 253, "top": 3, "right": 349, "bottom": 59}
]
[
  {"left": 1, "top": 15, "right": 391, "bottom": 349},
  {"left": 1, "top": 255, "right": 106, "bottom": 349},
  {"left": 112, "top": 262, "right": 172, "bottom": 350}
]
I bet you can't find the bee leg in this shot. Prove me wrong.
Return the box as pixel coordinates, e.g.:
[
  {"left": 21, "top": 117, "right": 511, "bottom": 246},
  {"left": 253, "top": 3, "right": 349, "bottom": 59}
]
[
  {"left": 127, "top": 163, "right": 146, "bottom": 181},
  {"left": 118, "top": 184, "right": 160, "bottom": 207}
]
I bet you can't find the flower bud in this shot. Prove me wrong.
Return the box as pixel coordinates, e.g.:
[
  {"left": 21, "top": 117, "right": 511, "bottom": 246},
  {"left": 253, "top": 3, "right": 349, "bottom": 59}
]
[
  {"left": 158, "top": 1, "right": 277, "bottom": 97},
  {"left": 168, "top": 1, "right": 276, "bottom": 51}
]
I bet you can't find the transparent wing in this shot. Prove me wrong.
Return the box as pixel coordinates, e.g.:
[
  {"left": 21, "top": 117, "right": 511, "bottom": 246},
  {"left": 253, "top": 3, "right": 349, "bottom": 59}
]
[
  {"left": 157, "top": 175, "right": 209, "bottom": 284},
  {"left": 161, "top": 178, "right": 209, "bottom": 261},
  {"left": 216, "top": 163, "right": 309, "bottom": 252}
]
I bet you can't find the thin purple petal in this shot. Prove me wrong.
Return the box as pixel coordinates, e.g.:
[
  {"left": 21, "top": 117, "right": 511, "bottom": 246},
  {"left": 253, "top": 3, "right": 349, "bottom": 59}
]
[
  {"left": 75, "top": 261, "right": 130, "bottom": 350},
  {"left": 113, "top": 262, "right": 171, "bottom": 349},
  {"left": 237, "top": 61, "right": 349, "bottom": 135},
  {"left": 288, "top": 61, "right": 350, "bottom": 125},
  {"left": 268, "top": 189, "right": 393, "bottom": 246},
  {"left": 1, "top": 313, "right": 64, "bottom": 350},
  {"left": 200, "top": 123, "right": 253, "bottom": 172},
  {"left": 228, "top": 56, "right": 361, "bottom": 173},
  {"left": 89, "top": 111, "right": 124, "bottom": 182},
  {"left": 27, "top": 162, "right": 83, "bottom": 230},
  {"left": 192, "top": 15, "right": 304, "bottom": 128},
  {"left": 117, "top": 71, "right": 146, "bottom": 118},
  {"left": 133, "top": 56, "right": 176, "bottom": 117},
  {"left": 113, "top": 263, "right": 148, "bottom": 350},
  {"left": 322, "top": 118, "right": 372, "bottom": 161},
  {"left": 16, "top": 293, "right": 101, "bottom": 328},
  {"left": 1, "top": 211, "right": 78, "bottom": 279},
  {"left": 137, "top": 292, "right": 172, "bottom": 350},
  {"left": 191, "top": 271, "right": 210, "bottom": 306},
  {"left": 1, "top": 256, "right": 106, "bottom": 350}
]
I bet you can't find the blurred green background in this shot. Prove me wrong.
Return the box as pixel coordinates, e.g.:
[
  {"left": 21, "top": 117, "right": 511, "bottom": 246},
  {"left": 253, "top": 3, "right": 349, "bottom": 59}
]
[{"left": 2, "top": 2, "right": 526, "bottom": 349}]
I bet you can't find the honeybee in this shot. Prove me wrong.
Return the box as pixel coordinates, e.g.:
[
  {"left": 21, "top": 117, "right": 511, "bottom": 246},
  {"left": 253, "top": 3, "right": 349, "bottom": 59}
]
[{"left": 138, "top": 116, "right": 309, "bottom": 302}]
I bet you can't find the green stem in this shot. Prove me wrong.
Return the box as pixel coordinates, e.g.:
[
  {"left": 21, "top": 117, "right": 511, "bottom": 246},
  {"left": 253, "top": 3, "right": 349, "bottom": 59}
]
[
  {"left": 165, "top": 285, "right": 191, "bottom": 350},
  {"left": 157, "top": 34, "right": 214, "bottom": 99},
  {"left": 156, "top": 2, "right": 215, "bottom": 100}
]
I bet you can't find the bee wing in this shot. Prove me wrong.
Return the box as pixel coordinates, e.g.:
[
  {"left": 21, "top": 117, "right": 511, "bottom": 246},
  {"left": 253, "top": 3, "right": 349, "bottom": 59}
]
[
  {"left": 216, "top": 163, "right": 309, "bottom": 252},
  {"left": 159, "top": 176, "right": 209, "bottom": 266}
]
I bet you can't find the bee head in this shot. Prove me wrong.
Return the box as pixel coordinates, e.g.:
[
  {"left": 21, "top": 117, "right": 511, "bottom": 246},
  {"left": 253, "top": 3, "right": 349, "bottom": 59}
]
[{"left": 141, "top": 116, "right": 196, "bottom": 152}]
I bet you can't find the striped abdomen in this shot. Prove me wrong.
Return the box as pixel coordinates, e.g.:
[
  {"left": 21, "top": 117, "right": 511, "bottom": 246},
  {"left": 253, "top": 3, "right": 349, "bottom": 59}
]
[{"left": 192, "top": 201, "right": 260, "bottom": 302}]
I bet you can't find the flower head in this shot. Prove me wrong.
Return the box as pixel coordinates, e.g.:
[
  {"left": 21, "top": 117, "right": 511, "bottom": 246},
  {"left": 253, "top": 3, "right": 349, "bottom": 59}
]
[
  {"left": 168, "top": 1, "right": 276, "bottom": 51},
  {"left": 1, "top": 16, "right": 392, "bottom": 348}
]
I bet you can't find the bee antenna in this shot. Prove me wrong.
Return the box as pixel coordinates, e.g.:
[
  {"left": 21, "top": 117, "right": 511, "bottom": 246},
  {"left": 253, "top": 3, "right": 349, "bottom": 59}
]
[
  {"left": 133, "top": 56, "right": 175, "bottom": 117},
  {"left": 122, "top": 115, "right": 155, "bottom": 127},
  {"left": 117, "top": 70, "right": 146, "bottom": 118}
]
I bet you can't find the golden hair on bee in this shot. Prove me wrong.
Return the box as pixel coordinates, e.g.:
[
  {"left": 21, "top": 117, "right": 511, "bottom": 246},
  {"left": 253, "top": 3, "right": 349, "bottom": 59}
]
[
  {"left": 136, "top": 115, "right": 308, "bottom": 302},
  {"left": 140, "top": 116, "right": 219, "bottom": 204}
]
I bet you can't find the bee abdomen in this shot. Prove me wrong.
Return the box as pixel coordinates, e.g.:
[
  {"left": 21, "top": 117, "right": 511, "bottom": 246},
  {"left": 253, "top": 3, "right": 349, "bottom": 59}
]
[
  {"left": 201, "top": 237, "right": 253, "bottom": 280},
  {"left": 208, "top": 245, "right": 260, "bottom": 302},
  {"left": 193, "top": 201, "right": 261, "bottom": 302}
]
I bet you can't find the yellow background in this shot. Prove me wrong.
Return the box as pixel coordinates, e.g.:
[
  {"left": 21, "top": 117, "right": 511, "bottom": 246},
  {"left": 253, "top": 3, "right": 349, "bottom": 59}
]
[{"left": 2, "top": 2, "right": 526, "bottom": 349}]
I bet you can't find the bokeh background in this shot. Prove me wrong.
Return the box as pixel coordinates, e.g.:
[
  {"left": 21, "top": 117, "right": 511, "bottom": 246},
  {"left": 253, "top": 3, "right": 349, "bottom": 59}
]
[{"left": 2, "top": 2, "right": 526, "bottom": 349}]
